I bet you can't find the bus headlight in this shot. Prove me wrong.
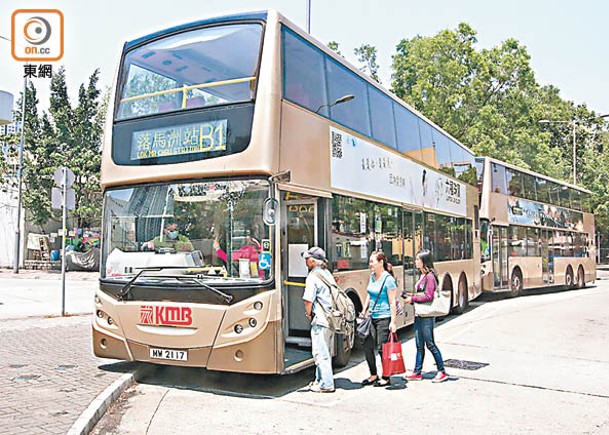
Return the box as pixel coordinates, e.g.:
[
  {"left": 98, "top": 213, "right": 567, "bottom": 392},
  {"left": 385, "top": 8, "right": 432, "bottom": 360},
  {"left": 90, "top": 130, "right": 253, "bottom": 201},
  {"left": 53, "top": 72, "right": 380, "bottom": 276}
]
[
  {"left": 253, "top": 301, "right": 263, "bottom": 311},
  {"left": 248, "top": 318, "right": 257, "bottom": 328},
  {"left": 96, "top": 310, "right": 104, "bottom": 318},
  {"left": 234, "top": 324, "right": 244, "bottom": 334}
]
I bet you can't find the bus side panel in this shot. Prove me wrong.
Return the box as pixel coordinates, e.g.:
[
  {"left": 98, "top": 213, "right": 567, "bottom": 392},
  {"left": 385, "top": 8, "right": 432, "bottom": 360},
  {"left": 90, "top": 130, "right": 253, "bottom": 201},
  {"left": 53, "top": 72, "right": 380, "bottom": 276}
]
[
  {"left": 488, "top": 191, "right": 509, "bottom": 225},
  {"left": 508, "top": 257, "right": 544, "bottom": 289},
  {"left": 436, "top": 259, "right": 476, "bottom": 307},
  {"left": 280, "top": 102, "right": 332, "bottom": 191}
]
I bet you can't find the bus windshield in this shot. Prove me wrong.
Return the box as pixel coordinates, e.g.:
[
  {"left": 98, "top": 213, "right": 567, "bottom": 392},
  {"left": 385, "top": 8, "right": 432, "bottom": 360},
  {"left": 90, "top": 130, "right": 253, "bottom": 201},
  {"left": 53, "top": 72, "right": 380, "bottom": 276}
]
[
  {"left": 116, "top": 23, "right": 262, "bottom": 120},
  {"left": 102, "top": 179, "right": 272, "bottom": 282}
]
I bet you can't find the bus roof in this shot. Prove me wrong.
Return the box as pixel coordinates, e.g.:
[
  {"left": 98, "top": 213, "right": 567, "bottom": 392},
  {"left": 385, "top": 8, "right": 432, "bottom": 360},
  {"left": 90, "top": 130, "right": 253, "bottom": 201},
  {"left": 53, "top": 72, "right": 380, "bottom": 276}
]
[
  {"left": 124, "top": 10, "right": 268, "bottom": 50},
  {"left": 476, "top": 156, "right": 592, "bottom": 194},
  {"left": 122, "top": 9, "right": 476, "bottom": 164}
]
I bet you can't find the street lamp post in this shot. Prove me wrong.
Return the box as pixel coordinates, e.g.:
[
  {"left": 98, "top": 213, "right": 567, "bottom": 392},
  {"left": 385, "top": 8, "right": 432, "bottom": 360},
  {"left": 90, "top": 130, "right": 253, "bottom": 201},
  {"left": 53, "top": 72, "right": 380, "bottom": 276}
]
[
  {"left": 538, "top": 113, "right": 609, "bottom": 185},
  {"left": 306, "top": 0, "right": 311, "bottom": 33},
  {"left": 1, "top": 34, "right": 27, "bottom": 273},
  {"left": 314, "top": 94, "right": 355, "bottom": 114},
  {"left": 13, "top": 76, "right": 27, "bottom": 273}
]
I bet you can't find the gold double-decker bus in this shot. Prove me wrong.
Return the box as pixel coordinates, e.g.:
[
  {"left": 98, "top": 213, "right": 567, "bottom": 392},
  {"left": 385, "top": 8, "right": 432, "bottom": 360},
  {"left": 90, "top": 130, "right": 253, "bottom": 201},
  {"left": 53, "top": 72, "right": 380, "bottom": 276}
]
[
  {"left": 93, "top": 10, "right": 481, "bottom": 374},
  {"left": 476, "top": 156, "right": 596, "bottom": 296}
]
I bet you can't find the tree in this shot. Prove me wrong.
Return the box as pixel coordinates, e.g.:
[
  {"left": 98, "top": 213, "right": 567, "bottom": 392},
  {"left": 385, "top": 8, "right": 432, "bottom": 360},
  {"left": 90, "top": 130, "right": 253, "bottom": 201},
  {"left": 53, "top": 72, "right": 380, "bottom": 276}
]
[
  {"left": 19, "top": 66, "right": 105, "bottom": 230},
  {"left": 390, "top": 22, "right": 609, "bottom": 242},
  {"left": 354, "top": 44, "right": 380, "bottom": 83},
  {"left": 390, "top": 23, "right": 587, "bottom": 177},
  {"left": 327, "top": 41, "right": 343, "bottom": 57}
]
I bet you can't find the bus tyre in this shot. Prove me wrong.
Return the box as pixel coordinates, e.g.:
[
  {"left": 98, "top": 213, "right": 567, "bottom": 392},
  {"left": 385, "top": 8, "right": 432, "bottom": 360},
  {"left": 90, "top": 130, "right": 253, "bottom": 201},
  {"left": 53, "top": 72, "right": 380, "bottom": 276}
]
[
  {"left": 452, "top": 276, "right": 468, "bottom": 315},
  {"left": 509, "top": 269, "right": 523, "bottom": 298},
  {"left": 565, "top": 267, "right": 574, "bottom": 290},
  {"left": 576, "top": 267, "right": 586, "bottom": 289},
  {"left": 333, "top": 321, "right": 354, "bottom": 368}
]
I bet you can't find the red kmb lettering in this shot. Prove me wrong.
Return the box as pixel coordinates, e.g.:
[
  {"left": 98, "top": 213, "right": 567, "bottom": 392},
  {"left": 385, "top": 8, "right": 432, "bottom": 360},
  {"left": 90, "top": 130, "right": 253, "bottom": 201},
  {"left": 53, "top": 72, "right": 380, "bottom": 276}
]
[{"left": 155, "top": 306, "right": 192, "bottom": 326}]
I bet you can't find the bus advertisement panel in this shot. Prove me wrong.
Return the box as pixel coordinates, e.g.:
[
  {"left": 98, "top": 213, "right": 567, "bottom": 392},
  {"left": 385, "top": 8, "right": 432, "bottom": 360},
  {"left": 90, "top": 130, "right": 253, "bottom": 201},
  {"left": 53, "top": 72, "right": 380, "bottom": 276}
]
[
  {"left": 330, "top": 126, "right": 466, "bottom": 216},
  {"left": 507, "top": 197, "right": 584, "bottom": 231}
]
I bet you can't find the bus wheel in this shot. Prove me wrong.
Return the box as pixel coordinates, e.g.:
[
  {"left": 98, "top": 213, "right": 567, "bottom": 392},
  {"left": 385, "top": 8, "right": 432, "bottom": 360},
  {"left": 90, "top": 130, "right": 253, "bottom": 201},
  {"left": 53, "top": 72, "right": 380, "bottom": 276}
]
[
  {"left": 452, "top": 276, "right": 468, "bottom": 314},
  {"left": 333, "top": 321, "right": 354, "bottom": 368},
  {"left": 565, "top": 267, "right": 574, "bottom": 290},
  {"left": 576, "top": 266, "right": 586, "bottom": 289},
  {"left": 509, "top": 269, "right": 523, "bottom": 298}
]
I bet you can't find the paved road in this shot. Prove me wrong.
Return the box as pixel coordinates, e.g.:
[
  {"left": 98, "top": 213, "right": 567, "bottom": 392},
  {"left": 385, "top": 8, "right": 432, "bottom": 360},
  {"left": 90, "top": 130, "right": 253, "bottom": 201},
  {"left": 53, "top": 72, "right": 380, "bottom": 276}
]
[
  {"left": 95, "top": 276, "right": 609, "bottom": 434},
  {"left": 0, "top": 270, "right": 137, "bottom": 435}
]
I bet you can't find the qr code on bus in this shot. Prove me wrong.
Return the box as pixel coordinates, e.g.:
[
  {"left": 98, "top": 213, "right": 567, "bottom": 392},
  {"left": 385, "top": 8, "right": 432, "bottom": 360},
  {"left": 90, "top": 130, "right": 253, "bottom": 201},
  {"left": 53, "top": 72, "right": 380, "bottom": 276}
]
[{"left": 331, "top": 131, "right": 343, "bottom": 158}]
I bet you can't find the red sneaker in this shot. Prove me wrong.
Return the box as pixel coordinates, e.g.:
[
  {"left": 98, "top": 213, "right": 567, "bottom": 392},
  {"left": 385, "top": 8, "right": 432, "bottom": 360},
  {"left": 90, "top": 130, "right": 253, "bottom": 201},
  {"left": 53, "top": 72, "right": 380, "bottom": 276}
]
[
  {"left": 405, "top": 372, "right": 422, "bottom": 381},
  {"left": 432, "top": 371, "right": 449, "bottom": 383}
]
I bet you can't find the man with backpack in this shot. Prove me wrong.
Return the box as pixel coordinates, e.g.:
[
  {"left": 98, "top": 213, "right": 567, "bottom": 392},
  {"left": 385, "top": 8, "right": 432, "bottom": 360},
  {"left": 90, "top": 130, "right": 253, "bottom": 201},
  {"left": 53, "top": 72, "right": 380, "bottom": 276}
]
[{"left": 302, "top": 246, "right": 336, "bottom": 393}]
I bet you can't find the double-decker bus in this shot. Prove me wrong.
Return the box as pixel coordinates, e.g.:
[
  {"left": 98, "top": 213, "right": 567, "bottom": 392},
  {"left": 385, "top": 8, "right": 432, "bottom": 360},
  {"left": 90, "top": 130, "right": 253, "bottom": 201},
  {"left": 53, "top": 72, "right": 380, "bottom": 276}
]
[
  {"left": 476, "top": 156, "right": 596, "bottom": 296},
  {"left": 93, "top": 10, "right": 481, "bottom": 375}
]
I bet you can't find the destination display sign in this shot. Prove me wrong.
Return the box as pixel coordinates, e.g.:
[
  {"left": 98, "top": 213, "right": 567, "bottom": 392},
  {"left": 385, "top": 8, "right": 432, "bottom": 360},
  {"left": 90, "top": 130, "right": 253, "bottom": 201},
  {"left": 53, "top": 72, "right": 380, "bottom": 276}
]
[{"left": 130, "top": 119, "right": 227, "bottom": 160}]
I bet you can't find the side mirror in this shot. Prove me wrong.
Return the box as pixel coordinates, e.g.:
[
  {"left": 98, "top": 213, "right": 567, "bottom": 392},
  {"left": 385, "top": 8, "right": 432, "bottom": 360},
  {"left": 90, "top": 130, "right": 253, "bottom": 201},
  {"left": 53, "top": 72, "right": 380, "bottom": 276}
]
[{"left": 263, "top": 197, "right": 278, "bottom": 226}]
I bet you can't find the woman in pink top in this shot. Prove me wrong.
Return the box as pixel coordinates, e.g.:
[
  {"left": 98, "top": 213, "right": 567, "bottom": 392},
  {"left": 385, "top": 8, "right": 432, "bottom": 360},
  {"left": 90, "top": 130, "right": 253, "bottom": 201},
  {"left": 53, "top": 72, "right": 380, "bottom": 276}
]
[
  {"left": 213, "top": 235, "right": 264, "bottom": 278},
  {"left": 402, "top": 250, "right": 448, "bottom": 383}
]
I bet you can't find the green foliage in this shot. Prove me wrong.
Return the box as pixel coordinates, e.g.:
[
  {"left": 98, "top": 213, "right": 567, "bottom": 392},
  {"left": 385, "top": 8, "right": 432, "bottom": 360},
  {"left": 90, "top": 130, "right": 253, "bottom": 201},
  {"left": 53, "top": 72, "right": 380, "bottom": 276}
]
[
  {"left": 11, "top": 66, "right": 105, "bottom": 229},
  {"left": 354, "top": 44, "right": 380, "bottom": 83},
  {"left": 390, "top": 22, "right": 609, "bottom": 236},
  {"left": 327, "top": 41, "right": 343, "bottom": 57}
]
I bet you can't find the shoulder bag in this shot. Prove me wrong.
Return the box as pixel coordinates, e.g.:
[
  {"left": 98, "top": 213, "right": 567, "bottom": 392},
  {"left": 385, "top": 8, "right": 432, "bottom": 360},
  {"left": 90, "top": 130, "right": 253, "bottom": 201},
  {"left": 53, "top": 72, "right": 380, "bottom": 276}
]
[
  {"left": 356, "top": 275, "right": 388, "bottom": 340},
  {"left": 413, "top": 273, "right": 450, "bottom": 318}
]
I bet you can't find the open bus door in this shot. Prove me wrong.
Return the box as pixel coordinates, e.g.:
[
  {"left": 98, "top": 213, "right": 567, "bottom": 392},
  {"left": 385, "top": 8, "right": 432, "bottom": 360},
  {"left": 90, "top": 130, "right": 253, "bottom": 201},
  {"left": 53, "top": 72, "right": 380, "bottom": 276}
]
[
  {"left": 490, "top": 225, "right": 509, "bottom": 289},
  {"left": 542, "top": 229, "right": 554, "bottom": 284},
  {"left": 281, "top": 195, "right": 318, "bottom": 371}
]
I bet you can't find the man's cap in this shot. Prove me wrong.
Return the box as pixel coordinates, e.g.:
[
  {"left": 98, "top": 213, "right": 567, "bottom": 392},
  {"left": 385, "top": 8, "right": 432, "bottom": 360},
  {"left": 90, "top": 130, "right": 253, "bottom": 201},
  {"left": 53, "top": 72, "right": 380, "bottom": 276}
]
[{"left": 302, "top": 246, "right": 327, "bottom": 262}]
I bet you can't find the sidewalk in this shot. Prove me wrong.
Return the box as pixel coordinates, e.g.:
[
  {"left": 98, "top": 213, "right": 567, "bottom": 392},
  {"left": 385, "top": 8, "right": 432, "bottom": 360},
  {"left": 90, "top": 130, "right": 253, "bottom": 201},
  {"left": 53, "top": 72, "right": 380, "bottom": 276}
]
[
  {"left": 0, "top": 267, "right": 99, "bottom": 280},
  {"left": 0, "top": 268, "right": 98, "bottom": 320},
  {"left": 0, "top": 268, "right": 141, "bottom": 435},
  {"left": 97, "top": 280, "right": 609, "bottom": 435}
]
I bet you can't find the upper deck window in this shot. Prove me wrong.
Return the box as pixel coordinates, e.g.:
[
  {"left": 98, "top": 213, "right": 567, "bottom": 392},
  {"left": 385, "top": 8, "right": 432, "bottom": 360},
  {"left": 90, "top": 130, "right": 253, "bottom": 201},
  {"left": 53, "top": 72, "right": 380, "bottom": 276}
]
[
  {"left": 491, "top": 163, "right": 507, "bottom": 194},
  {"left": 116, "top": 24, "right": 262, "bottom": 120}
]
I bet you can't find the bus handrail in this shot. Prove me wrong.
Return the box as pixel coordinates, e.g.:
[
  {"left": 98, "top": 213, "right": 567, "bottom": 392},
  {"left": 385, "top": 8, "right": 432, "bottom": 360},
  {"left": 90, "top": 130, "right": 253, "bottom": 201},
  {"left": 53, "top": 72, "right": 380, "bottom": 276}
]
[
  {"left": 283, "top": 280, "right": 305, "bottom": 288},
  {"left": 119, "top": 76, "right": 256, "bottom": 107}
]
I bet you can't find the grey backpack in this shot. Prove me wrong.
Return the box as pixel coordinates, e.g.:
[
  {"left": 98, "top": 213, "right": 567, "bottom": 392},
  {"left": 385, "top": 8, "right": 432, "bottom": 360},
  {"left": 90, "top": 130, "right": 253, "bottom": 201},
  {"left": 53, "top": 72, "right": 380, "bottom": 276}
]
[{"left": 313, "top": 271, "right": 356, "bottom": 334}]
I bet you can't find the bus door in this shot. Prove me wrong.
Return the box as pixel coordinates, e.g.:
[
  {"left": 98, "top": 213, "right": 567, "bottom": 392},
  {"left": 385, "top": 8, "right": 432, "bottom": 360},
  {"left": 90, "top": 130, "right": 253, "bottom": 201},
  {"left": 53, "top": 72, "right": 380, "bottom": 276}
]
[
  {"left": 491, "top": 225, "right": 509, "bottom": 288},
  {"left": 403, "top": 210, "right": 422, "bottom": 292},
  {"left": 281, "top": 194, "right": 318, "bottom": 366},
  {"left": 541, "top": 229, "right": 553, "bottom": 284}
]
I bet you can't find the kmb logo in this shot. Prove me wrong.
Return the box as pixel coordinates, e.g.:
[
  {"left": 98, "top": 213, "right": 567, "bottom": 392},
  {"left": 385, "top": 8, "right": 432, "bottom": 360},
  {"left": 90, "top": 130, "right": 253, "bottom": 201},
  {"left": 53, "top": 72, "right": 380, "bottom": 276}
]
[
  {"left": 11, "top": 9, "right": 64, "bottom": 62},
  {"left": 140, "top": 305, "right": 193, "bottom": 326}
]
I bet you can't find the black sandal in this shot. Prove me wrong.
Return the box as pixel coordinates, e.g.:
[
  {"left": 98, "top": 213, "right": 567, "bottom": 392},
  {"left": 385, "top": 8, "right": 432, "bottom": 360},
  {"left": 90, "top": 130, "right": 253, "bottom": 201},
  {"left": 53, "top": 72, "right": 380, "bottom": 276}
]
[
  {"left": 361, "top": 376, "right": 378, "bottom": 386},
  {"left": 373, "top": 378, "right": 390, "bottom": 387}
]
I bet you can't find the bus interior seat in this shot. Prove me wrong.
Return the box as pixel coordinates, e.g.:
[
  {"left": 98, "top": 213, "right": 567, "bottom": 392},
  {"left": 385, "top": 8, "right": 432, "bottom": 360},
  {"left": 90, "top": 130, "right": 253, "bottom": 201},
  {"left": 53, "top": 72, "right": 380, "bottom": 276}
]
[
  {"left": 186, "top": 97, "right": 206, "bottom": 109},
  {"left": 191, "top": 239, "right": 214, "bottom": 263}
]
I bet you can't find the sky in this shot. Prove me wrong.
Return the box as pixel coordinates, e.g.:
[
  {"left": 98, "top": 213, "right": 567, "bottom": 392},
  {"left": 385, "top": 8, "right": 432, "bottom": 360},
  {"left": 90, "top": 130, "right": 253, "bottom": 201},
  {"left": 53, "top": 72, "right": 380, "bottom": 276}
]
[{"left": 1, "top": 0, "right": 608, "bottom": 119}]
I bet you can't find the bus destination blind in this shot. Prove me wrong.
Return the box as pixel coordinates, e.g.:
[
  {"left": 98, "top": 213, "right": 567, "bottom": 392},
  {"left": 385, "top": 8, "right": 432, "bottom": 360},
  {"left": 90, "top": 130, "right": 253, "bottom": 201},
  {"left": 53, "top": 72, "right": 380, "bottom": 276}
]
[{"left": 130, "top": 120, "right": 227, "bottom": 160}]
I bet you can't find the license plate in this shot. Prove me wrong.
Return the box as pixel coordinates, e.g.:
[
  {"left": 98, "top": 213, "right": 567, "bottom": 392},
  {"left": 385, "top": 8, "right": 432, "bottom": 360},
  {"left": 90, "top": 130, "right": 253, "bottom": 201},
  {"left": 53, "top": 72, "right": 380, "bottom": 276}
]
[{"left": 149, "top": 347, "right": 188, "bottom": 361}]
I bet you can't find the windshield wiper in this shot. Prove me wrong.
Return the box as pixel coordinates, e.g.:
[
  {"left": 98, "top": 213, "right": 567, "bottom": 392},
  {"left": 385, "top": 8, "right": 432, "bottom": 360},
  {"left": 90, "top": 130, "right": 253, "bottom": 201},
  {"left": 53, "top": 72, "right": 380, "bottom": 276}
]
[
  {"left": 117, "top": 267, "right": 161, "bottom": 301},
  {"left": 171, "top": 276, "right": 234, "bottom": 305},
  {"left": 116, "top": 267, "right": 234, "bottom": 305}
]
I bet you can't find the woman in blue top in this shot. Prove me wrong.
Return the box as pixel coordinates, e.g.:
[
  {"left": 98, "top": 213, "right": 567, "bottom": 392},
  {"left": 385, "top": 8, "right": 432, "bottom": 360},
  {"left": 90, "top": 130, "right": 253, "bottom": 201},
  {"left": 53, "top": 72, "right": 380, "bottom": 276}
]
[{"left": 360, "top": 251, "right": 398, "bottom": 387}]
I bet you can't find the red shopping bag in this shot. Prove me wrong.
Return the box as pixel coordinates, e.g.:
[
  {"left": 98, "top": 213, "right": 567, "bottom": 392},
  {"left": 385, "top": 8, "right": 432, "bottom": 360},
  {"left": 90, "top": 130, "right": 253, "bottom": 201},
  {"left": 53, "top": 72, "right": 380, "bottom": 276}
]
[{"left": 382, "top": 332, "right": 405, "bottom": 376}]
